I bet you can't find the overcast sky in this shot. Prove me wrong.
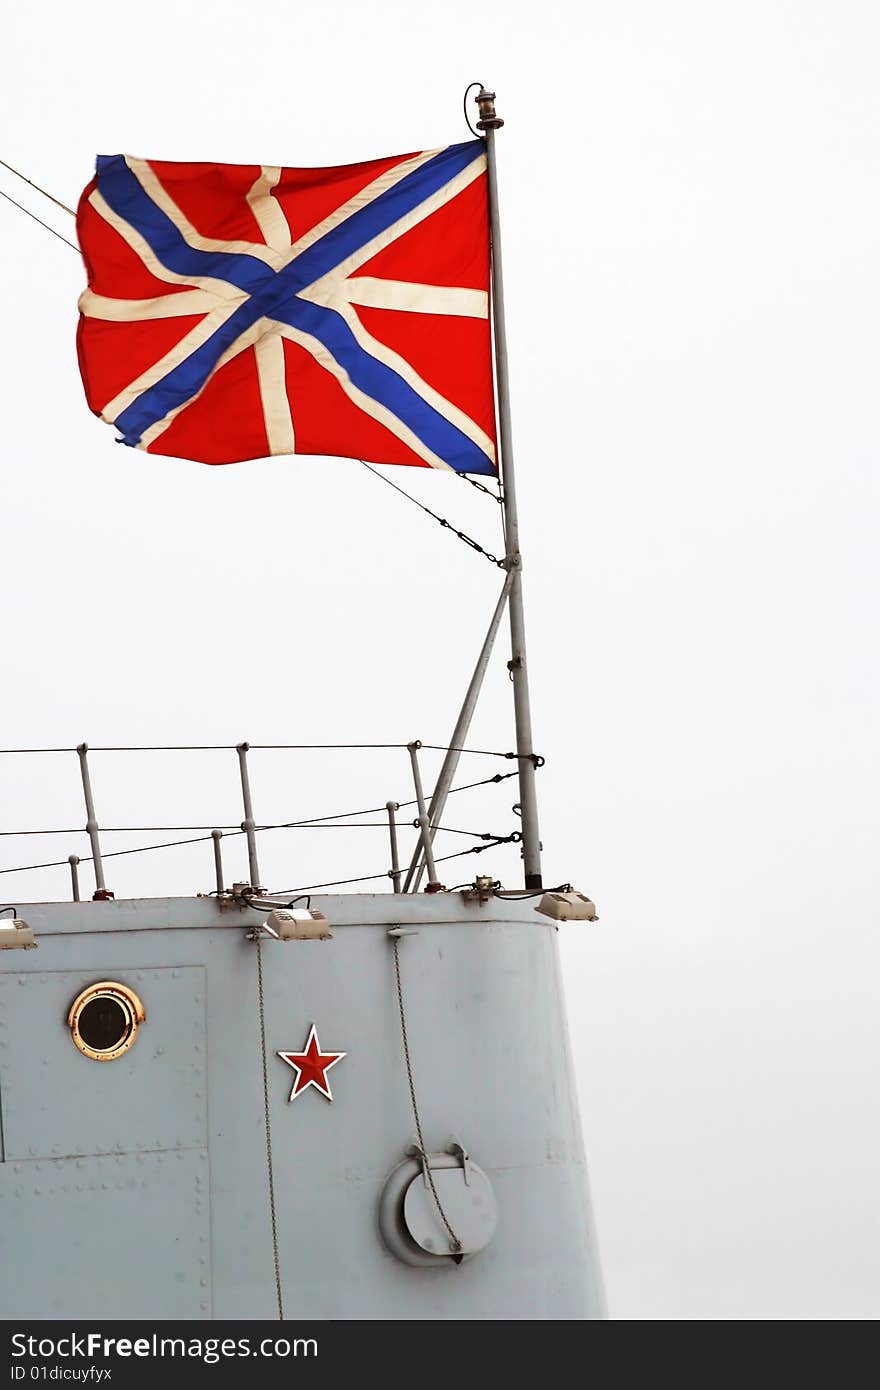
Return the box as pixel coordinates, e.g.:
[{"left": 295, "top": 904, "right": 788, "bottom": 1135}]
[{"left": 2, "top": 1, "right": 877, "bottom": 1320}]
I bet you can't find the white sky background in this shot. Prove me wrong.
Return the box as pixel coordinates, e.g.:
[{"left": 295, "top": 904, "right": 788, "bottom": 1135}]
[{"left": 1, "top": 0, "right": 877, "bottom": 1320}]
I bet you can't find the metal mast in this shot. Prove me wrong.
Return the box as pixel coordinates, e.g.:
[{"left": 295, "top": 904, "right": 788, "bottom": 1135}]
[{"left": 477, "top": 87, "right": 543, "bottom": 890}]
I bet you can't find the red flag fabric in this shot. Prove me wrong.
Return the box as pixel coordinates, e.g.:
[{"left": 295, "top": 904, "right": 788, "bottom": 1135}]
[{"left": 76, "top": 143, "right": 497, "bottom": 474}]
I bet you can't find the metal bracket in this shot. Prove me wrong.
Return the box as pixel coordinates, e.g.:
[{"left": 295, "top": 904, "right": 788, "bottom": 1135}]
[
  {"left": 231, "top": 882, "right": 258, "bottom": 904},
  {"left": 387, "top": 927, "right": 419, "bottom": 939},
  {"left": 405, "top": 1143, "right": 432, "bottom": 1189},
  {"left": 404, "top": 1138, "right": 472, "bottom": 1187},
  {"left": 461, "top": 876, "right": 496, "bottom": 905},
  {"left": 448, "top": 1140, "right": 471, "bottom": 1186}
]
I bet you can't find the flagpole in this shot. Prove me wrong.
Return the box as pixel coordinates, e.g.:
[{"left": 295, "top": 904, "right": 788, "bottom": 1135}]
[{"left": 477, "top": 87, "right": 543, "bottom": 891}]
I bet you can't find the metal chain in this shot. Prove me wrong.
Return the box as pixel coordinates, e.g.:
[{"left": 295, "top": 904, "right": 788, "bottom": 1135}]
[
  {"left": 438, "top": 519, "right": 504, "bottom": 566},
  {"left": 360, "top": 460, "right": 504, "bottom": 567},
  {"left": 256, "top": 932, "right": 285, "bottom": 1319},
  {"left": 457, "top": 470, "right": 503, "bottom": 504},
  {"left": 391, "top": 938, "right": 462, "bottom": 1258}
]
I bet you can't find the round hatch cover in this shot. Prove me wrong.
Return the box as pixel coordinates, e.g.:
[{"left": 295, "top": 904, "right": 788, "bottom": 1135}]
[{"left": 403, "top": 1161, "right": 497, "bottom": 1256}]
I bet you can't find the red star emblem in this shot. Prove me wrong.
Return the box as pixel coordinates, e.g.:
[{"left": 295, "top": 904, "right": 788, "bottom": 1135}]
[{"left": 277, "top": 1024, "right": 346, "bottom": 1103}]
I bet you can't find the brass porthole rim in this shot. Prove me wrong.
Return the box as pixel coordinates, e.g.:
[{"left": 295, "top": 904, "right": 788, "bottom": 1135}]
[{"left": 68, "top": 981, "right": 146, "bottom": 1061}]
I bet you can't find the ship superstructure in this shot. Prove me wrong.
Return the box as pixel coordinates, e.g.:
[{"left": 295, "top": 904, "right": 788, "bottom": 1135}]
[
  {"left": 0, "top": 883, "right": 604, "bottom": 1319},
  {"left": 0, "top": 86, "right": 607, "bottom": 1320}
]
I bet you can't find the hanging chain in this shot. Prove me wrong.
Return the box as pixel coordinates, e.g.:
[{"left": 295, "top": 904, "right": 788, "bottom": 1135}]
[
  {"left": 255, "top": 931, "right": 285, "bottom": 1319},
  {"left": 391, "top": 938, "right": 462, "bottom": 1259}
]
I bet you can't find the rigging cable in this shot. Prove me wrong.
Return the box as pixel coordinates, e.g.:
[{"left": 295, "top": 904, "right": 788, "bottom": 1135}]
[
  {"left": 0, "top": 187, "right": 78, "bottom": 253},
  {"left": 458, "top": 470, "right": 503, "bottom": 504},
  {"left": 0, "top": 835, "right": 520, "bottom": 894},
  {"left": 0, "top": 772, "right": 520, "bottom": 878},
  {"left": 0, "top": 742, "right": 518, "bottom": 756},
  {"left": 262, "top": 834, "right": 522, "bottom": 898},
  {"left": 462, "top": 82, "right": 484, "bottom": 140},
  {"left": 0, "top": 822, "right": 497, "bottom": 839},
  {"left": 359, "top": 461, "right": 504, "bottom": 568},
  {"left": 0, "top": 742, "right": 412, "bottom": 753},
  {"left": 0, "top": 158, "right": 76, "bottom": 216}
]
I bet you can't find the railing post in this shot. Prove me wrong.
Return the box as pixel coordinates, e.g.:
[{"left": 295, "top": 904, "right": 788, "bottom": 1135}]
[
  {"left": 76, "top": 743, "right": 111, "bottom": 899},
  {"left": 68, "top": 854, "right": 81, "bottom": 903},
  {"left": 236, "top": 742, "right": 263, "bottom": 892},
  {"left": 211, "top": 829, "right": 225, "bottom": 896},
  {"left": 386, "top": 801, "right": 402, "bottom": 893},
  {"left": 406, "top": 742, "right": 441, "bottom": 892}
]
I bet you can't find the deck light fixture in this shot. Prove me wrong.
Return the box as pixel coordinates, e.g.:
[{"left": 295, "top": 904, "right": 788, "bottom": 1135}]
[
  {"left": 0, "top": 910, "right": 36, "bottom": 950},
  {"left": 534, "top": 891, "right": 598, "bottom": 922},
  {"left": 263, "top": 907, "right": 332, "bottom": 941}
]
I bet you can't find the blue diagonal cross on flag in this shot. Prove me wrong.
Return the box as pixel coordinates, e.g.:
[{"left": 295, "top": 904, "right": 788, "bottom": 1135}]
[{"left": 76, "top": 141, "right": 497, "bottom": 473}]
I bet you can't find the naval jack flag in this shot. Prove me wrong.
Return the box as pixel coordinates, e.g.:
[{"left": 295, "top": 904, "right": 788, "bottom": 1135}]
[{"left": 75, "top": 141, "right": 497, "bottom": 474}]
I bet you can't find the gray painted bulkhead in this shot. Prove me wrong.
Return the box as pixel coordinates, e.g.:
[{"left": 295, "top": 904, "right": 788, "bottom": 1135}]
[{"left": 0, "top": 893, "right": 605, "bottom": 1320}]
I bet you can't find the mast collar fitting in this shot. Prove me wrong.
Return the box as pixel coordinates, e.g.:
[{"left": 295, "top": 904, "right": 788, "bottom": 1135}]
[{"left": 475, "top": 88, "right": 504, "bottom": 130}]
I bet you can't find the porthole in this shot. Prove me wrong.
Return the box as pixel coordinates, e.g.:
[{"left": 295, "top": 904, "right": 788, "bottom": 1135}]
[{"left": 68, "top": 982, "right": 145, "bottom": 1061}]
